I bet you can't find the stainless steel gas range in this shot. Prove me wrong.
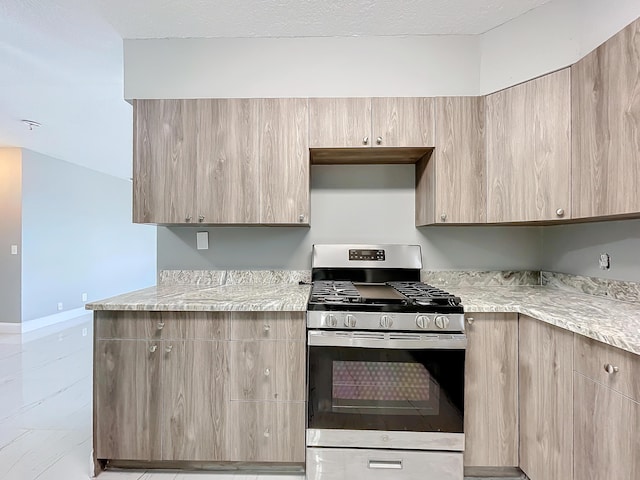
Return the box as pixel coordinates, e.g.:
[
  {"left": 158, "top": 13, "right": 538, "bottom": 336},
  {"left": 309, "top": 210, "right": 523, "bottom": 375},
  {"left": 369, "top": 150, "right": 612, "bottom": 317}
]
[{"left": 306, "top": 244, "right": 466, "bottom": 480}]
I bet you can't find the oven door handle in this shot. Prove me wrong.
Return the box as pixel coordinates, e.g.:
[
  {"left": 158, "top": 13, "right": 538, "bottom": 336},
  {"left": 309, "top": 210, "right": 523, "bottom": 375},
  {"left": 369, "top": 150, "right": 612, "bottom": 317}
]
[{"left": 307, "top": 330, "right": 467, "bottom": 350}]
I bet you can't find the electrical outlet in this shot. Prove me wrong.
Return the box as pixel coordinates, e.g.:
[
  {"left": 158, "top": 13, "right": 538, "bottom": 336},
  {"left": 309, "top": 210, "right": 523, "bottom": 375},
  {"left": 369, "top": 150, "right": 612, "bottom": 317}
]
[
  {"left": 57, "top": 302, "right": 63, "bottom": 311},
  {"left": 10, "top": 245, "right": 18, "bottom": 255},
  {"left": 599, "top": 253, "right": 611, "bottom": 270},
  {"left": 82, "top": 292, "right": 88, "bottom": 302}
]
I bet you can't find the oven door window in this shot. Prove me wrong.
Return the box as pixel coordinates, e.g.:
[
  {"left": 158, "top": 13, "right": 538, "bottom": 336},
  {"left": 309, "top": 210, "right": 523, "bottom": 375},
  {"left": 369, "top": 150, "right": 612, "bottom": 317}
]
[{"left": 308, "top": 346, "right": 464, "bottom": 433}]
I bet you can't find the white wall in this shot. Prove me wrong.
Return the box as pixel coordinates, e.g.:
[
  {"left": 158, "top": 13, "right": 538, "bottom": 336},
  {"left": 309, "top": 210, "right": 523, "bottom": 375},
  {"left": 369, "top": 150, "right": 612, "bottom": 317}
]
[
  {"left": 158, "top": 165, "right": 542, "bottom": 271},
  {"left": 0, "top": 149, "right": 22, "bottom": 324},
  {"left": 124, "top": 1, "right": 640, "bottom": 98},
  {"left": 21, "top": 150, "right": 157, "bottom": 322},
  {"left": 479, "top": 0, "right": 640, "bottom": 93},
  {"left": 124, "top": 35, "right": 480, "bottom": 99},
  {"left": 541, "top": 220, "right": 640, "bottom": 283}
]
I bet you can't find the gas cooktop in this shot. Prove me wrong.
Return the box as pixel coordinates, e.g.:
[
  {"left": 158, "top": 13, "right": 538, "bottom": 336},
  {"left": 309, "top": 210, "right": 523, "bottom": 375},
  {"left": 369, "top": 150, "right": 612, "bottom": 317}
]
[{"left": 308, "top": 280, "right": 463, "bottom": 314}]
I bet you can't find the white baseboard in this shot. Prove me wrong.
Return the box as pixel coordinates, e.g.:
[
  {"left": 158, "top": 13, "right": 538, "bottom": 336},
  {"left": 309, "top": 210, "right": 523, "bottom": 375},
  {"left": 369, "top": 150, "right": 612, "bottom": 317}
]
[
  {"left": 0, "top": 307, "right": 90, "bottom": 334},
  {"left": 0, "top": 322, "right": 21, "bottom": 334}
]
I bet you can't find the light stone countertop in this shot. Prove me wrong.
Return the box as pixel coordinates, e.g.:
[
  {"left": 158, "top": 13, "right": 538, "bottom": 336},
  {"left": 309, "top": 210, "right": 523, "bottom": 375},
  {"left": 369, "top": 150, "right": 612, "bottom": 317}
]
[
  {"left": 85, "top": 282, "right": 311, "bottom": 312},
  {"left": 86, "top": 277, "right": 640, "bottom": 356},
  {"left": 449, "top": 285, "right": 640, "bottom": 356}
]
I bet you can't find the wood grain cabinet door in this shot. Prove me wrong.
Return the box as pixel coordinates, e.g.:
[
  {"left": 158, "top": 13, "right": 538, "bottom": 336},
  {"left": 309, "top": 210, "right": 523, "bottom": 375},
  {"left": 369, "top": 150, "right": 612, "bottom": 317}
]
[
  {"left": 463, "top": 313, "right": 518, "bottom": 467},
  {"left": 196, "top": 98, "right": 261, "bottom": 224},
  {"left": 260, "top": 98, "right": 310, "bottom": 224},
  {"left": 518, "top": 316, "right": 573, "bottom": 480},
  {"left": 94, "top": 339, "right": 162, "bottom": 461},
  {"left": 230, "top": 340, "right": 305, "bottom": 402},
  {"left": 161, "top": 340, "right": 229, "bottom": 461},
  {"left": 228, "top": 401, "right": 305, "bottom": 463},
  {"left": 309, "top": 98, "right": 372, "bottom": 148},
  {"left": 371, "top": 97, "right": 434, "bottom": 147},
  {"left": 133, "top": 99, "right": 197, "bottom": 224},
  {"left": 416, "top": 96, "right": 486, "bottom": 225},
  {"left": 572, "top": 18, "right": 640, "bottom": 218},
  {"left": 573, "top": 372, "right": 640, "bottom": 480},
  {"left": 486, "top": 69, "right": 571, "bottom": 223}
]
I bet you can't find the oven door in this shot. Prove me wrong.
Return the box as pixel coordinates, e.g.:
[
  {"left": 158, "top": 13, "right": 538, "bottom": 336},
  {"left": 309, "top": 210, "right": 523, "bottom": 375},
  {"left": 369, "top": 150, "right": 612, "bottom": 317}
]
[{"left": 307, "top": 330, "right": 466, "bottom": 451}]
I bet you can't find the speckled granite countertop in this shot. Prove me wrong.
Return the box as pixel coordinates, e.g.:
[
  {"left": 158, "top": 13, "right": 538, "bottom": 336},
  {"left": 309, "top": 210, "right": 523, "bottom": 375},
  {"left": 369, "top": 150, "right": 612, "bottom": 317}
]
[
  {"left": 85, "top": 283, "right": 311, "bottom": 312},
  {"left": 86, "top": 269, "right": 640, "bottom": 356},
  {"left": 450, "top": 286, "right": 640, "bottom": 356}
]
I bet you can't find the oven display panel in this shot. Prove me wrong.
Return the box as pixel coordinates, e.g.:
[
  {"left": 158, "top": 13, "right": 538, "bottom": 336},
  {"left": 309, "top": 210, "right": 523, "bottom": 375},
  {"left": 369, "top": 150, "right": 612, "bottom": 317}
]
[{"left": 349, "top": 249, "right": 385, "bottom": 261}]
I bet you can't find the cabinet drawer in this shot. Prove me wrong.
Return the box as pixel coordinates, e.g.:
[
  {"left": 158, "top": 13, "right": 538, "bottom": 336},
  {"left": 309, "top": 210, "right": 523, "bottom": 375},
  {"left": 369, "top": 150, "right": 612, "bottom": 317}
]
[
  {"left": 306, "top": 447, "right": 462, "bottom": 480},
  {"left": 229, "top": 340, "right": 305, "bottom": 401},
  {"left": 228, "top": 401, "right": 305, "bottom": 463},
  {"left": 230, "top": 312, "right": 305, "bottom": 340},
  {"left": 95, "top": 311, "right": 228, "bottom": 340},
  {"left": 95, "top": 311, "right": 163, "bottom": 339},
  {"left": 574, "top": 334, "right": 640, "bottom": 402}
]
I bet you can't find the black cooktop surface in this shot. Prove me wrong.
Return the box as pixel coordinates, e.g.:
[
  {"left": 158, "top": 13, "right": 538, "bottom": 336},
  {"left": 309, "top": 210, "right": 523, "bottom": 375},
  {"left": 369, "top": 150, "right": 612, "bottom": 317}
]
[{"left": 308, "top": 280, "right": 463, "bottom": 313}]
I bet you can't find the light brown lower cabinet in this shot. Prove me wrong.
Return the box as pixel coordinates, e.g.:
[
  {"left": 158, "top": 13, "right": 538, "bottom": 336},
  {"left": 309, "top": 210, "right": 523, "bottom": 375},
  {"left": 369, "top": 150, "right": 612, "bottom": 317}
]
[
  {"left": 573, "top": 372, "right": 640, "bottom": 479},
  {"left": 463, "top": 313, "right": 518, "bottom": 467},
  {"left": 573, "top": 333, "right": 640, "bottom": 479},
  {"left": 95, "top": 339, "right": 163, "bottom": 461},
  {"left": 518, "top": 315, "right": 573, "bottom": 480},
  {"left": 93, "top": 311, "right": 305, "bottom": 465},
  {"left": 228, "top": 400, "right": 305, "bottom": 463}
]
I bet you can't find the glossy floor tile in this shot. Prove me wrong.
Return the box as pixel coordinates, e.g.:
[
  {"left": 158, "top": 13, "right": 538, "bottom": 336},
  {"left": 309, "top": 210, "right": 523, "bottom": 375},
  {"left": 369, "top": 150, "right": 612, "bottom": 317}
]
[{"left": 0, "top": 313, "right": 304, "bottom": 480}]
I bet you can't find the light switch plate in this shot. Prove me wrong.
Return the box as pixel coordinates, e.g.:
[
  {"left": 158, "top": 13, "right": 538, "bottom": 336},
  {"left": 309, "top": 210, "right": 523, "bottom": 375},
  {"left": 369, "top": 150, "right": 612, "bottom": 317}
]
[
  {"left": 10, "top": 245, "right": 18, "bottom": 255},
  {"left": 196, "top": 231, "right": 209, "bottom": 250}
]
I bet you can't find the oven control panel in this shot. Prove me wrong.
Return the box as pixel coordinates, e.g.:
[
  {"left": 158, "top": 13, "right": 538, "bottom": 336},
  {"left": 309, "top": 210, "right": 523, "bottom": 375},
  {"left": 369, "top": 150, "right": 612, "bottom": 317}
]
[{"left": 349, "top": 249, "right": 385, "bottom": 261}]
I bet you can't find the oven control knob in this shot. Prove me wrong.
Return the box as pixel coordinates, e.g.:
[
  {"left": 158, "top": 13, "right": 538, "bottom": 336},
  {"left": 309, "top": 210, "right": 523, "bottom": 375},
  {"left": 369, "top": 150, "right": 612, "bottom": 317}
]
[
  {"left": 435, "top": 315, "right": 450, "bottom": 329},
  {"left": 416, "top": 315, "right": 429, "bottom": 329},
  {"left": 380, "top": 315, "right": 393, "bottom": 328},
  {"left": 325, "top": 314, "right": 338, "bottom": 328},
  {"left": 344, "top": 314, "right": 357, "bottom": 328}
]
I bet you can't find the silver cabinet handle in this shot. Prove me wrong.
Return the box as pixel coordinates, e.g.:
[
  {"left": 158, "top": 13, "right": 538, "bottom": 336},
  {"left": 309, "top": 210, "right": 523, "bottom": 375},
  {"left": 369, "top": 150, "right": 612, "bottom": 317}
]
[
  {"left": 376, "top": 136, "right": 383, "bottom": 145},
  {"left": 149, "top": 345, "right": 158, "bottom": 353},
  {"left": 198, "top": 215, "right": 205, "bottom": 223},
  {"left": 157, "top": 322, "right": 165, "bottom": 330},
  {"left": 298, "top": 214, "right": 305, "bottom": 223},
  {"left": 165, "top": 345, "right": 173, "bottom": 354},
  {"left": 556, "top": 208, "right": 565, "bottom": 217},
  {"left": 368, "top": 459, "right": 403, "bottom": 470},
  {"left": 363, "top": 136, "right": 369, "bottom": 145},
  {"left": 604, "top": 364, "right": 619, "bottom": 374},
  {"left": 440, "top": 213, "right": 447, "bottom": 221},
  {"left": 263, "top": 428, "right": 270, "bottom": 438},
  {"left": 263, "top": 324, "right": 271, "bottom": 333},
  {"left": 264, "top": 368, "right": 271, "bottom": 377},
  {"left": 185, "top": 215, "right": 192, "bottom": 222},
  {"left": 466, "top": 317, "right": 475, "bottom": 325}
]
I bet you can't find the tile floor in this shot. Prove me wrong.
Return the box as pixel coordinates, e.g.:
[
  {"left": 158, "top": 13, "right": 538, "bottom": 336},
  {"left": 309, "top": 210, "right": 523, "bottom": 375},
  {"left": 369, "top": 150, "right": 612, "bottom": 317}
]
[{"left": 0, "top": 313, "right": 303, "bottom": 480}]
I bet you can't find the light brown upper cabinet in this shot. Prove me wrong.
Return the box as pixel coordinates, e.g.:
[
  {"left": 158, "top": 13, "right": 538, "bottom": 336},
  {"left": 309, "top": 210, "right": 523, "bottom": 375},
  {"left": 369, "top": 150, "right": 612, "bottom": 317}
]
[
  {"left": 416, "top": 96, "right": 486, "bottom": 225},
  {"left": 260, "top": 98, "right": 310, "bottom": 224},
  {"left": 133, "top": 99, "right": 198, "bottom": 224},
  {"left": 309, "top": 97, "right": 434, "bottom": 164},
  {"left": 572, "top": 18, "right": 640, "bottom": 219},
  {"left": 133, "top": 98, "right": 309, "bottom": 225},
  {"left": 486, "top": 69, "right": 571, "bottom": 223},
  {"left": 196, "top": 99, "right": 261, "bottom": 224}
]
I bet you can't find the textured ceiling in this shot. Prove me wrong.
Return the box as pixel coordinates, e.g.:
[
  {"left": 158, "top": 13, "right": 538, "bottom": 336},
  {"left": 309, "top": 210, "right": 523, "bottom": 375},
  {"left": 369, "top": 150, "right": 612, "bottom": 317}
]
[
  {"left": 96, "top": 0, "right": 553, "bottom": 38},
  {"left": 0, "top": 0, "right": 553, "bottom": 180}
]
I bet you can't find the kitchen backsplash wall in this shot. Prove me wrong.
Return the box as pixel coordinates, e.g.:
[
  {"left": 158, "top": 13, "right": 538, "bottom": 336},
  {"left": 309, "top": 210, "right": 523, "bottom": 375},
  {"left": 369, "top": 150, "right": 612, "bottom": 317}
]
[
  {"left": 158, "top": 164, "right": 543, "bottom": 271},
  {"left": 541, "top": 219, "right": 640, "bottom": 283}
]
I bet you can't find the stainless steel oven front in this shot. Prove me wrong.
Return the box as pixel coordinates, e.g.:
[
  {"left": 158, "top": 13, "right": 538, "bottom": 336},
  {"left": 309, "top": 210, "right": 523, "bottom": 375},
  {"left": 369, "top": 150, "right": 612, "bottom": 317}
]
[{"left": 306, "top": 329, "right": 466, "bottom": 480}]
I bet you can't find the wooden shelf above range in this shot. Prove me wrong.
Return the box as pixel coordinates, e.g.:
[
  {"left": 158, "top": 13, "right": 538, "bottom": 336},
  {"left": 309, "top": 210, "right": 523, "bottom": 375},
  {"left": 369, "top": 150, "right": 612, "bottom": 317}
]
[{"left": 310, "top": 147, "right": 433, "bottom": 165}]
